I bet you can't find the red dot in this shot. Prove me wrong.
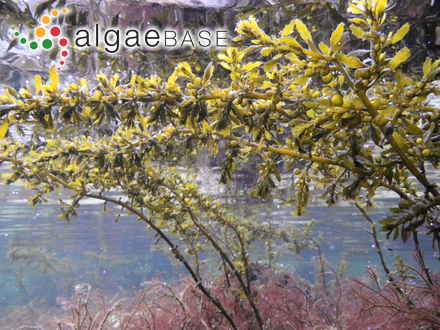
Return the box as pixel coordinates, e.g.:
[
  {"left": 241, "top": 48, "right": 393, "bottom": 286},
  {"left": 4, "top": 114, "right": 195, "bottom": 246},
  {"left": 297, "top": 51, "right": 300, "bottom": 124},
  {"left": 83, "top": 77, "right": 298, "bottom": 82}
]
[
  {"left": 50, "top": 26, "right": 61, "bottom": 36},
  {"left": 61, "top": 50, "right": 68, "bottom": 57},
  {"left": 60, "top": 61, "right": 65, "bottom": 65},
  {"left": 59, "top": 38, "right": 68, "bottom": 46}
]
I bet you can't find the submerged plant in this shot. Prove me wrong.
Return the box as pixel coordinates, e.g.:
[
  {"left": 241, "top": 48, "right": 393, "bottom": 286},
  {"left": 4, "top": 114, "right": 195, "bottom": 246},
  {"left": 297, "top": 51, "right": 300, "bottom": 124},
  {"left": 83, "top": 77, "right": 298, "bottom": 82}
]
[
  {"left": 4, "top": 262, "right": 438, "bottom": 329},
  {"left": 0, "top": 0, "right": 440, "bottom": 328}
]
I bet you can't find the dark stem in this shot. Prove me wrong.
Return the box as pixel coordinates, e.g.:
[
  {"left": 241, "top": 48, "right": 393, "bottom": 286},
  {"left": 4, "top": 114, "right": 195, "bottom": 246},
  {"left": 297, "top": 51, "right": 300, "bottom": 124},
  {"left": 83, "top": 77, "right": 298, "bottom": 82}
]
[
  {"left": 355, "top": 203, "right": 412, "bottom": 302},
  {"left": 315, "top": 242, "right": 328, "bottom": 294},
  {"left": 413, "top": 231, "right": 434, "bottom": 287},
  {"left": 184, "top": 207, "right": 264, "bottom": 330},
  {"left": 84, "top": 193, "right": 238, "bottom": 330},
  {"left": 160, "top": 181, "right": 264, "bottom": 329}
]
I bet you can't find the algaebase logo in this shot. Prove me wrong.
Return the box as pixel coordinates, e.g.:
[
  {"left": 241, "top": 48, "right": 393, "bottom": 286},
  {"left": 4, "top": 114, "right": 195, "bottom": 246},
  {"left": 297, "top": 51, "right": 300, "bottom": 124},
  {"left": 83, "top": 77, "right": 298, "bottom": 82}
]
[
  {"left": 12, "top": 7, "right": 70, "bottom": 68},
  {"left": 10, "top": 6, "right": 229, "bottom": 68}
]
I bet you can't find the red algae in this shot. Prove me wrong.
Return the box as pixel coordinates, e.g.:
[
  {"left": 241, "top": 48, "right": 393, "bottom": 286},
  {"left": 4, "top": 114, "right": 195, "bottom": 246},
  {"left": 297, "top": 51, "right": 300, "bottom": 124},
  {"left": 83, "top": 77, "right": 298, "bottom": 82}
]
[{"left": 2, "top": 267, "right": 439, "bottom": 330}]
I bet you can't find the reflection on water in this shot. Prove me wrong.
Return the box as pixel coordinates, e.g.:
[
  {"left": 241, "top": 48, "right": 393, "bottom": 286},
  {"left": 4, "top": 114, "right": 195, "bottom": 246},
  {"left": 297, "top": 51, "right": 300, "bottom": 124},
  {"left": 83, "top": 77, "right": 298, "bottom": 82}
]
[{"left": 0, "top": 163, "right": 439, "bottom": 318}]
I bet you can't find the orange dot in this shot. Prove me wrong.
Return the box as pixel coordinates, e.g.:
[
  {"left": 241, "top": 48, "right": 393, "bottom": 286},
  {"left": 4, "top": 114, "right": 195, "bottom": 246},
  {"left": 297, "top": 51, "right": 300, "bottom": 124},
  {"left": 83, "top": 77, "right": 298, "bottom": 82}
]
[
  {"left": 35, "top": 27, "right": 46, "bottom": 38},
  {"left": 51, "top": 9, "right": 59, "bottom": 16},
  {"left": 61, "top": 8, "right": 70, "bottom": 14},
  {"left": 41, "top": 16, "right": 51, "bottom": 24}
]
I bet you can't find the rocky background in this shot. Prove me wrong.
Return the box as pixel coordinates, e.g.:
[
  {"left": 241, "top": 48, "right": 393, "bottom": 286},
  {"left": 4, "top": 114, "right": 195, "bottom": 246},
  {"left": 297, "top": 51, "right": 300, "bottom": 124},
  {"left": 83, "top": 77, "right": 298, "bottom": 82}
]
[{"left": 0, "top": 0, "right": 439, "bottom": 88}]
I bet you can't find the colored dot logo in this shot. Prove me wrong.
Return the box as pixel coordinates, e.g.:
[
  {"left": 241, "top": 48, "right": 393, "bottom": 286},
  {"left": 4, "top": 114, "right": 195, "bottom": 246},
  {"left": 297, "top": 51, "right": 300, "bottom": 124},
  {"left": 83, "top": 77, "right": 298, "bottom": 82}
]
[
  {"left": 42, "top": 39, "right": 53, "bottom": 49},
  {"left": 30, "top": 41, "right": 38, "bottom": 50},
  {"left": 13, "top": 7, "right": 71, "bottom": 67},
  {"left": 41, "top": 15, "right": 51, "bottom": 25},
  {"left": 50, "top": 26, "right": 61, "bottom": 37},
  {"left": 35, "top": 27, "right": 45, "bottom": 38}
]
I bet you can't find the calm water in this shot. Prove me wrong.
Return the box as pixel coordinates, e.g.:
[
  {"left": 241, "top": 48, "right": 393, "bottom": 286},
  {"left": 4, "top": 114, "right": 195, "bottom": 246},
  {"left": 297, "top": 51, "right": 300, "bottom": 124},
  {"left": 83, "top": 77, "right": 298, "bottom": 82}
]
[
  {"left": 1, "top": 161, "right": 439, "bottom": 319},
  {"left": 0, "top": 179, "right": 176, "bottom": 312}
]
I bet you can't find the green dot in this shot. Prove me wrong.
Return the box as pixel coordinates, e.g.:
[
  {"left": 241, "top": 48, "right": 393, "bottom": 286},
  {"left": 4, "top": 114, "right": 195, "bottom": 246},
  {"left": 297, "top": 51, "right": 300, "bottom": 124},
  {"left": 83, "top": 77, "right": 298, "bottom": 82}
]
[
  {"left": 29, "top": 41, "right": 38, "bottom": 49},
  {"left": 14, "top": 32, "right": 20, "bottom": 36},
  {"left": 20, "top": 37, "right": 27, "bottom": 44},
  {"left": 42, "top": 39, "right": 52, "bottom": 49}
]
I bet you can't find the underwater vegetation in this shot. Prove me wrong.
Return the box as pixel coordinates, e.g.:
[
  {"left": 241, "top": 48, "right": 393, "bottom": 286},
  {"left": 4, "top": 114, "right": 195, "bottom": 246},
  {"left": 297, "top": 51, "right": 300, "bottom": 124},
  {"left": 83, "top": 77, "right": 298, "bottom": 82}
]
[
  {"left": 0, "top": 0, "right": 440, "bottom": 328},
  {"left": 2, "top": 261, "right": 440, "bottom": 329}
]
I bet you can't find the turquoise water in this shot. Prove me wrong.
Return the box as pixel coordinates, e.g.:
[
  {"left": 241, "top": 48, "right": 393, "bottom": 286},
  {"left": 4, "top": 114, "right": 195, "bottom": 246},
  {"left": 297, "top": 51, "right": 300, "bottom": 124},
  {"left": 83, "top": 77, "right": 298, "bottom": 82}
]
[
  {"left": 0, "top": 179, "right": 177, "bottom": 314},
  {"left": 1, "top": 162, "right": 439, "bottom": 319}
]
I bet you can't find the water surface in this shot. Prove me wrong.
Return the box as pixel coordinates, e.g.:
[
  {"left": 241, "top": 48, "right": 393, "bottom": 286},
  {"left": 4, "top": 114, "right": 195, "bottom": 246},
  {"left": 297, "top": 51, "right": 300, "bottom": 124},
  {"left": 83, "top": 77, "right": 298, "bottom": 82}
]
[{"left": 1, "top": 162, "right": 439, "bottom": 319}]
